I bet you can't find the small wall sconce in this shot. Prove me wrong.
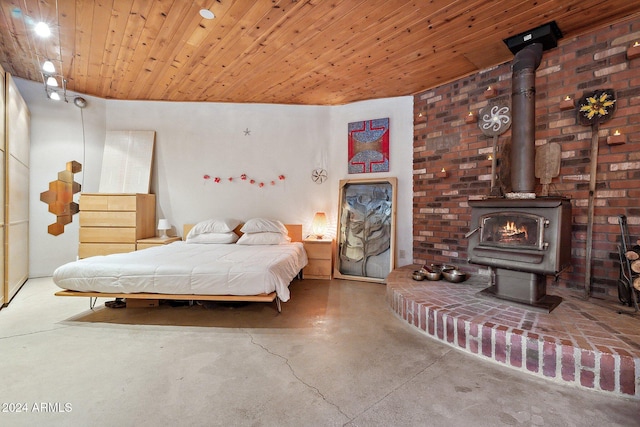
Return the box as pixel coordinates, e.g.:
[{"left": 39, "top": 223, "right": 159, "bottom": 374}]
[
  {"left": 436, "top": 167, "right": 448, "bottom": 178},
  {"left": 487, "top": 154, "right": 493, "bottom": 161},
  {"left": 484, "top": 86, "right": 497, "bottom": 99},
  {"left": 627, "top": 41, "right": 640, "bottom": 60},
  {"left": 465, "top": 111, "right": 477, "bottom": 124},
  {"left": 606, "top": 130, "right": 626, "bottom": 145},
  {"left": 157, "top": 219, "right": 171, "bottom": 238},
  {"left": 311, "top": 212, "right": 328, "bottom": 239},
  {"left": 560, "top": 95, "right": 574, "bottom": 110},
  {"left": 417, "top": 111, "right": 427, "bottom": 121}
]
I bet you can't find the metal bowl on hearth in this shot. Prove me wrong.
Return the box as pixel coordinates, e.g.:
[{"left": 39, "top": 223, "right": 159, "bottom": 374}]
[
  {"left": 412, "top": 270, "right": 426, "bottom": 281},
  {"left": 442, "top": 269, "right": 467, "bottom": 283},
  {"left": 423, "top": 270, "right": 442, "bottom": 281}
]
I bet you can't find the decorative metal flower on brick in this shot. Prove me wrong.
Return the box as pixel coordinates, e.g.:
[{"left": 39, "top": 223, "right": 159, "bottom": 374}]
[
  {"left": 577, "top": 89, "right": 616, "bottom": 126},
  {"left": 479, "top": 102, "right": 511, "bottom": 136}
]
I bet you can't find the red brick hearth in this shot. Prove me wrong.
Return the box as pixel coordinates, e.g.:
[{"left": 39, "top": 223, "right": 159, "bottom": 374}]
[{"left": 387, "top": 265, "right": 640, "bottom": 399}]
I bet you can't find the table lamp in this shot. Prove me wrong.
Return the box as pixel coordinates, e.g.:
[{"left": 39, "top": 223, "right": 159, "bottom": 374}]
[
  {"left": 312, "top": 212, "right": 328, "bottom": 239},
  {"left": 157, "top": 219, "right": 171, "bottom": 238}
]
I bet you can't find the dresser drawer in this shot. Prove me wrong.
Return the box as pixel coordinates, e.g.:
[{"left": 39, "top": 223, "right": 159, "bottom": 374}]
[
  {"left": 79, "top": 243, "right": 136, "bottom": 258},
  {"left": 80, "top": 211, "right": 137, "bottom": 227},
  {"left": 80, "top": 227, "right": 137, "bottom": 243},
  {"left": 80, "top": 194, "right": 138, "bottom": 211},
  {"left": 303, "top": 260, "right": 332, "bottom": 279},
  {"left": 304, "top": 242, "right": 333, "bottom": 260}
]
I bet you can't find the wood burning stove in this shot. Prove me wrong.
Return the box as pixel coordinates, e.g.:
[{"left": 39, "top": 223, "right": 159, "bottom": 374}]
[
  {"left": 467, "top": 198, "right": 572, "bottom": 311},
  {"left": 465, "top": 42, "right": 572, "bottom": 312}
]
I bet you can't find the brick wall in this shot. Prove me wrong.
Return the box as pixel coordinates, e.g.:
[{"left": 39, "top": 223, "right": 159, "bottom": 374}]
[{"left": 413, "top": 16, "right": 640, "bottom": 299}]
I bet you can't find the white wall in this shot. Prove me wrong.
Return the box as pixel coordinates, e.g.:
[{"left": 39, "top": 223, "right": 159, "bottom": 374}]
[
  {"left": 329, "top": 98, "right": 414, "bottom": 270},
  {"left": 19, "top": 79, "right": 106, "bottom": 277},
  {"left": 19, "top": 78, "right": 413, "bottom": 277}
]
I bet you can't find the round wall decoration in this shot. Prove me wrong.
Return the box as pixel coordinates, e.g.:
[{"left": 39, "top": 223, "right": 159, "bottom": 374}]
[
  {"left": 478, "top": 102, "right": 511, "bottom": 136},
  {"left": 312, "top": 168, "right": 327, "bottom": 184}
]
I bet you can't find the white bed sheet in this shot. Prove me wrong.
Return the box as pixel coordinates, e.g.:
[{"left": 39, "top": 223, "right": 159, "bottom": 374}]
[{"left": 53, "top": 242, "right": 308, "bottom": 302}]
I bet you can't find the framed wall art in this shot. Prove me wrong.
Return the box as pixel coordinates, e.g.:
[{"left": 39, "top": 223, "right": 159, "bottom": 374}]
[
  {"left": 348, "top": 118, "right": 390, "bottom": 174},
  {"left": 334, "top": 177, "right": 397, "bottom": 283}
]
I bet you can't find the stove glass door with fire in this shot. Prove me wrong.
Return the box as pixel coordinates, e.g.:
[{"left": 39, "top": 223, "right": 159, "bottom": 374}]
[{"left": 479, "top": 212, "right": 546, "bottom": 251}]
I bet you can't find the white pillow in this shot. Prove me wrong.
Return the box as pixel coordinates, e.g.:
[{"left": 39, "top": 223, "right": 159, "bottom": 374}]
[
  {"left": 236, "top": 232, "right": 291, "bottom": 245},
  {"left": 187, "top": 218, "right": 241, "bottom": 240},
  {"left": 240, "top": 218, "right": 288, "bottom": 235},
  {"left": 186, "top": 232, "right": 239, "bottom": 244}
]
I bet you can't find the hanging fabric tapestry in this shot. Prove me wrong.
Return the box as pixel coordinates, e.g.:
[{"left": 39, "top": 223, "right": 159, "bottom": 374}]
[{"left": 348, "top": 118, "right": 390, "bottom": 173}]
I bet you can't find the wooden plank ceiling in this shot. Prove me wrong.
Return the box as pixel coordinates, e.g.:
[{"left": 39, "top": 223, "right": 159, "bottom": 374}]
[{"left": 0, "top": 0, "right": 639, "bottom": 105}]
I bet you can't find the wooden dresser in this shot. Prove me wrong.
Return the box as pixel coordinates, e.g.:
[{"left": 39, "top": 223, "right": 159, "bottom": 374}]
[{"left": 78, "top": 193, "right": 156, "bottom": 258}]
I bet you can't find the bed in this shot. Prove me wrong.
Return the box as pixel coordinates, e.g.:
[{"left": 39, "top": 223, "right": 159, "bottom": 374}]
[{"left": 53, "top": 219, "right": 307, "bottom": 312}]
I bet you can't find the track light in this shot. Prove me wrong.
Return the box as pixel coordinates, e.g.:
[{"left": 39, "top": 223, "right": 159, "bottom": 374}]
[
  {"left": 46, "top": 76, "right": 58, "bottom": 87},
  {"left": 73, "top": 97, "right": 87, "bottom": 108},
  {"left": 42, "top": 60, "right": 55, "bottom": 73}
]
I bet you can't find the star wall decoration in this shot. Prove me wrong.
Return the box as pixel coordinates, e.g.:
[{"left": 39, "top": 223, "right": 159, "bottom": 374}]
[{"left": 244, "top": 128, "right": 251, "bottom": 136}]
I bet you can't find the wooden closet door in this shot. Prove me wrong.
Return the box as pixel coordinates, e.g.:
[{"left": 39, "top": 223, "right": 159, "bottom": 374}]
[
  {"left": 5, "top": 73, "right": 29, "bottom": 303},
  {"left": 0, "top": 65, "right": 5, "bottom": 306}
]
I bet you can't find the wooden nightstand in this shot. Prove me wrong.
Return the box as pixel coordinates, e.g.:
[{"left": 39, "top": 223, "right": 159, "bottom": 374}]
[
  {"left": 303, "top": 238, "right": 334, "bottom": 280},
  {"left": 136, "top": 236, "right": 181, "bottom": 250}
]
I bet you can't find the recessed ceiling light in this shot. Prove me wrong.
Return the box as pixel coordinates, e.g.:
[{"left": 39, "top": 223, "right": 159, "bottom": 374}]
[
  {"left": 34, "top": 21, "right": 51, "bottom": 37},
  {"left": 199, "top": 9, "right": 215, "bottom": 20}
]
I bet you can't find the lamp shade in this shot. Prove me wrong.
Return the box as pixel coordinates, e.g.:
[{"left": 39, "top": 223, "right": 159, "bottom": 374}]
[
  {"left": 157, "top": 219, "right": 171, "bottom": 238},
  {"left": 312, "top": 212, "right": 328, "bottom": 239}
]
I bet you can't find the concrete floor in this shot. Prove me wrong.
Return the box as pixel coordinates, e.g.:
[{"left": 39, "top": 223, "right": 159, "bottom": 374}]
[{"left": 1, "top": 277, "right": 638, "bottom": 427}]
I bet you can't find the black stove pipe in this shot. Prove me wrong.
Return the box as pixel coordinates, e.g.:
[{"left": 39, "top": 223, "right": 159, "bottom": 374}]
[{"left": 511, "top": 43, "right": 543, "bottom": 193}]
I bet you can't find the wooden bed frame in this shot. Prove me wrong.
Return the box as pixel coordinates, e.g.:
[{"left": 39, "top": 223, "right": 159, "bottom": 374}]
[{"left": 55, "top": 224, "right": 303, "bottom": 313}]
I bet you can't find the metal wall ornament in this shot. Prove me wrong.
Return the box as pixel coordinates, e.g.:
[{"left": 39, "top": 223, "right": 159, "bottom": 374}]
[
  {"left": 334, "top": 177, "right": 397, "bottom": 283},
  {"left": 312, "top": 168, "right": 327, "bottom": 184},
  {"left": 577, "top": 89, "right": 616, "bottom": 125},
  {"left": 577, "top": 88, "right": 616, "bottom": 299},
  {"left": 479, "top": 101, "right": 511, "bottom": 196}
]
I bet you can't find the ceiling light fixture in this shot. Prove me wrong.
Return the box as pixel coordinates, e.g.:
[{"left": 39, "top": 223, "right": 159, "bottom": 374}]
[
  {"left": 34, "top": 21, "right": 51, "bottom": 37},
  {"left": 28, "top": 2, "right": 75, "bottom": 103},
  {"left": 73, "top": 96, "right": 87, "bottom": 108},
  {"left": 42, "top": 60, "right": 55, "bottom": 73},
  {"left": 199, "top": 9, "right": 215, "bottom": 19},
  {"left": 46, "top": 75, "right": 58, "bottom": 87}
]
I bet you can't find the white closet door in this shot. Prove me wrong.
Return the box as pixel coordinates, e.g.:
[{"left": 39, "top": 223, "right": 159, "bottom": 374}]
[{"left": 5, "top": 73, "right": 29, "bottom": 302}]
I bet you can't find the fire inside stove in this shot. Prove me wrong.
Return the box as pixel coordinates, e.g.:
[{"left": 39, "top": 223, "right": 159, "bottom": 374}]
[{"left": 479, "top": 212, "right": 544, "bottom": 250}]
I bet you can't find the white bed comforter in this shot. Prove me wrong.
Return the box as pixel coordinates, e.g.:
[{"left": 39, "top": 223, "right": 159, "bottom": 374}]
[{"left": 53, "top": 242, "right": 308, "bottom": 302}]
